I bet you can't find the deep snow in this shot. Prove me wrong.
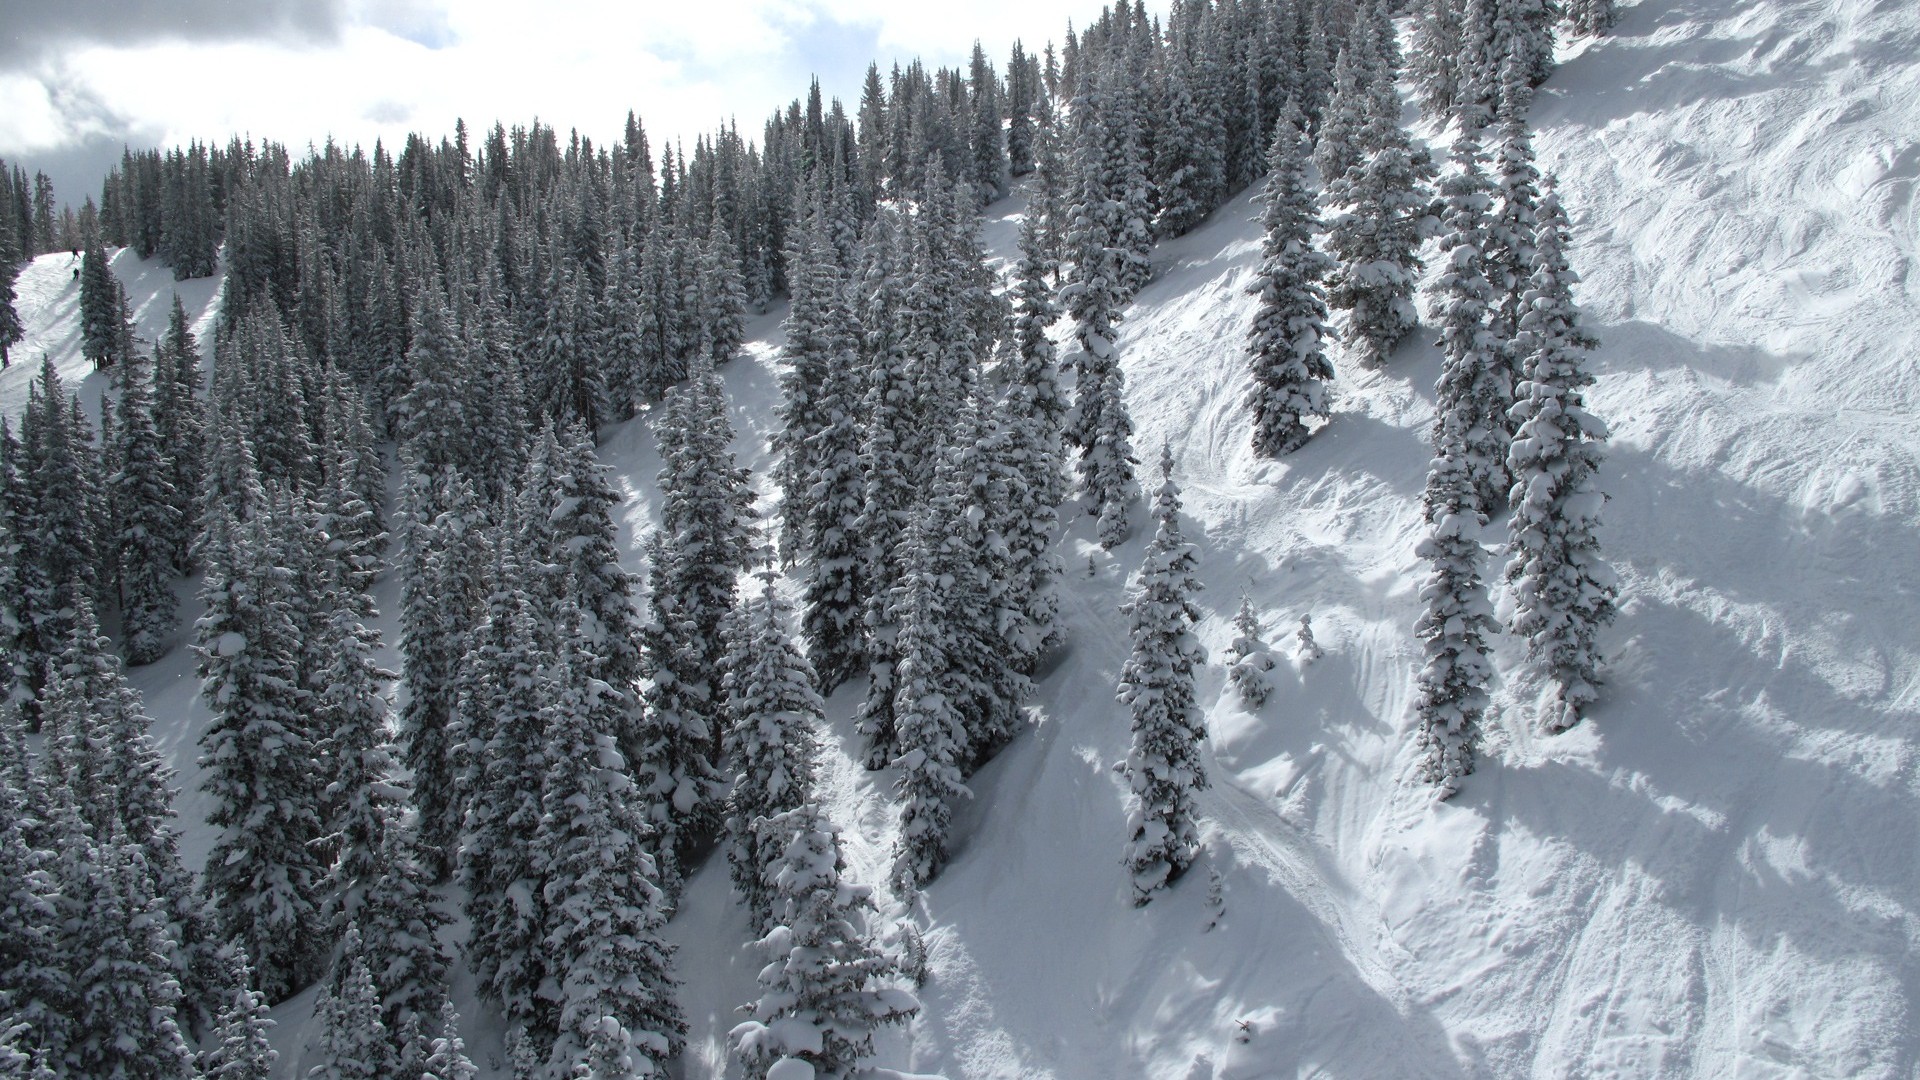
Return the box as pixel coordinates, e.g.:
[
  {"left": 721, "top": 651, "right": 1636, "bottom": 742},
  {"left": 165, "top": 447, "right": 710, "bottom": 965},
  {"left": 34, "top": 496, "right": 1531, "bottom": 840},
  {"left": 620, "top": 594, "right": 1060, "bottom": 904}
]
[{"left": 4, "top": 0, "right": 1917, "bottom": 1073}]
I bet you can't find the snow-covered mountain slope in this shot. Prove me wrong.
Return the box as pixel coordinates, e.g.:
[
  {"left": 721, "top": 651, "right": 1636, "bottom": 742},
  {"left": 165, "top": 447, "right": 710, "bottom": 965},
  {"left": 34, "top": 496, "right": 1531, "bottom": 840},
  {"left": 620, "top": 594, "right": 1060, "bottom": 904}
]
[{"left": 6, "top": 0, "right": 1918, "bottom": 1074}]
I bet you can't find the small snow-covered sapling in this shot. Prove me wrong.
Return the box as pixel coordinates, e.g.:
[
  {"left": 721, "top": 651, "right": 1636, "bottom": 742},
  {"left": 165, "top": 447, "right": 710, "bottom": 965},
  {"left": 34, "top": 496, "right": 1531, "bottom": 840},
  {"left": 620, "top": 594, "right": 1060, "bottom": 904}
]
[
  {"left": 1203, "top": 865, "right": 1226, "bottom": 931},
  {"left": 1226, "top": 597, "right": 1276, "bottom": 709},
  {"left": 1296, "top": 612, "right": 1322, "bottom": 663}
]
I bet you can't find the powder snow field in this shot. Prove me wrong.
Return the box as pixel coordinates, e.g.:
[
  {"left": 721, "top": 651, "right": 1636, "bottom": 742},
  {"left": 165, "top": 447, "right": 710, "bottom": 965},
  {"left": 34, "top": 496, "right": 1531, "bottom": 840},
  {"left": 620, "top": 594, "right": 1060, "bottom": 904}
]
[{"left": 6, "top": 0, "right": 1918, "bottom": 1073}]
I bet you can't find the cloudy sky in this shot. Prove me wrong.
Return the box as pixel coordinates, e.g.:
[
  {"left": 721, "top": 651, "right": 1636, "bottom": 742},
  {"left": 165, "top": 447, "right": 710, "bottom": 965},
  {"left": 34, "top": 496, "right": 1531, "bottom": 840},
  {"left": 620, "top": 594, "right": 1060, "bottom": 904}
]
[{"left": 1, "top": 0, "right": 1150, "bottom": 209}]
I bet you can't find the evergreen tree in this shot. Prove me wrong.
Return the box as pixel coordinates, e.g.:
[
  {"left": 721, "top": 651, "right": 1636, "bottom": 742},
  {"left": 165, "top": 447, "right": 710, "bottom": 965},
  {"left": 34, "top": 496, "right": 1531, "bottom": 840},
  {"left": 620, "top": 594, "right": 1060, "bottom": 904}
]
[
  {"left": 318, "top": 370, "right": 387, "bottom": 600},
  {"left": 1410, "top": 0, "right": 1464, "bottom": 121},
  {"left": 41, "top": 599, "right": 220, "bottom": 1037},
  {"left": 1313, "top": 46, "right": 1368, "bottom": 189},
  {"left": 420, "top": 1001, "right": 477, "bottom": 1080},
  {"left": 544, "top": 423, "right": 646, "bottom": 756},
  {"left": 305, "top": 928, "right": 396, "bottom": 1080},
  {"left": 795, "top": 264, "right": 868, "bottom": 695},
  {"left": 458, "top": 535, "right": 552, "bottom": 1037},
  {"left": 1002, "top": 212, "right": 1067, "bottom": 667},
  {"left": 730, "top": 804, "right": 918, "bottom": 1080},
  {"left": 1324, "top": 46, "right": 1435, "bottom": 369},
  {"left": 1226, "top": 598, "right": 1276, "bottom": 710},
  {"left": 1246, "top": 109, "right": 1336, "bottom": 458},
  {"left": 1079, "top": 361, "right": 1140, "bottom": 550},
  {"left": 537, "top": 617, "right": 685, "bottom": 1079},
  {"left": 196, "top": 506, "right": 327, "bottom": 1002},
  {"left": 887, "top": 518, "right": 971, "bottom": 895},
  {"left": 153, "top": 295, "right": 206, "bottom": 572},
  {"left": 1062, "top": 82, "right": 1141, "bottom": 548},
  {"left": 397, "top": 467, "right": 486, "bottom": 880},
  {"left": 703, "top": 228, "right": 750, "bottom": 365},
  {"left": 355, "top": 816, "right": 452, "bottom": 1044},
  {"left": 772, "top": 217, "right": 837, "bottom": 565},
  {"left": 0, "top": 708, "right": 67, "bottom": 1062},
  {"left": 16, "top": 356, "right": 104, "bottom": 712},
  {"left": 852, "top": 216, "right": 918, "bottom": 769},
  {"left": 0, "top": 214, "right": 21, "bottom": 369},
  {"left": 197, "top": 944, "right": 278, "bottom": 1080},
  {"left": 1412, "top": 433, "right": 1496, "bottom": 799},
  {"left": 1568, "top": 0, "right": 1619, "bottom": 37},
  {"left": 1150, "top": 60, "right": 1213, "bottom": 239},
  {"left": 110, "top": 349, "right": 181, "bottom": 664},
  {"left": 79, "top": 236, "right": 119, "bottom": 370},
  {"left": 637, "top": 357, "right": 753, "bottom": 891},
  {"left": 1117, "top": 446, "right": 1207, "bottom": 905},
  {"left": 724, "top": 572, "right": 823, "bottom": 929},
  {"left": 1504, "top": 183, "right": 1616, "bottom": 733},
  {"left": 1428, "top": 131, "right": 1512, "bottom": 514},
  {"left": 1486, "top": 61, "right": 1542, "bottom": 399},
  {"left": 67, "top": 836, "right": 199, "bottom": 1080}
]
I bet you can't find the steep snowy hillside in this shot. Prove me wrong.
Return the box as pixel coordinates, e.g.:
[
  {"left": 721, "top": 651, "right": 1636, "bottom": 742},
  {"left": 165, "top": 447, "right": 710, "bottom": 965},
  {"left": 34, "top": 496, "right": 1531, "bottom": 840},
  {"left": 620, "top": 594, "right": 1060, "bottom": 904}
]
[{"left": 6, "top": 0, "right": 1916, "bottom": 1075}]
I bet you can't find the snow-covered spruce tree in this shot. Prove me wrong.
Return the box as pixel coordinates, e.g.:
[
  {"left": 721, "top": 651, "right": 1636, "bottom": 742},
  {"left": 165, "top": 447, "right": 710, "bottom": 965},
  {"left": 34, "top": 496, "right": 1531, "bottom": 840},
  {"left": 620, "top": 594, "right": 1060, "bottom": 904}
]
[
  {"left": 724, "top": 572, "right": 823, "bottom": 930},
  {"left": 887, "top": 516, "right": 972, "bottom": 896},
  {"left": 703, "top": 228, "right": 749, "bottom": 366},
  {"left": 773, "top": 214, "right": 838, "bottom": 566},
  {"left": 40, "top": 598, "right": 220, "bottom": 1034},
  {"left": 198, "top": 942, "right": 278, "bottom": 1080},
  {"left": 1003, "top": 211, "right": 1068, "bottom": 668},
  {"left": 1409, "top": 0, "right": 1464, "bottom": 122},
  {"left": 67, "top": 835, "right": 199, "bottom": 1080},
  {"left": 79, "top": 236, "right": 118, "bottom": 370},
  {"left": 1080, "top": 361, "right": 1141, "bottom": 550},
  {"left": 318, "top": 369, "right": 387, "bottom": 599},
  {"left": 1151, "top": 57, "right": 1214, "bottom": 240},
  {"left": 1057, "top": 75, "right": 1144, "bottom": 550},
  {"left": 942, "top": 390, "right": 1034, "bottom": 763},
  {"left": 0, "top": 712, "right": 66, "bottom": 1062},
  {"left": 457, "top": 535, "right": 550, "bottom": 1039},
  {"left": 1117, "top": 445, "right": 1208, "bottom": 905},
  {"left": 1246, "top": 108, "right": 1336, "bottom": 458},
  {"left": 537, "top": 611, "right": 685, "bottom": 1079},
  {"left": 0, "top": 212, "right": 21, "bottom": 369},
  {"left": 1567, "top": 0, "right": 1619, "bottom": 37},
  {"left": 15, "top": 356, "right": 104, "bottom": 713},
  {"left": 1504, "top": 181, "right": 1617, "bottom": 734},
  {"left": 1313, "top": 45, "right": 1368, "bottom": 189},
  {"left": 796, "top": 265, "right": 868, "bottom": 695},
  {"left": 420, "top": 1000, "right": 477, "bottom": 1080},
  {"left": 153, "top": 295, "right": 205, "bottom": 571},
  {"left": 1226, "top": 598, "right": 1276, "bottom": 710},
  {"left": 109, "top": 349, "right": 179, "bottom": 664},
  {"left": 306, "top": 927, "right": 397, "bottom": 1080},
  {"left": 1325, "top": 47, "right": 1435, "bottom": 370},
  {"left": 546, "top": 422, "right": 646, "bottom": 757},
  {"left": 397, "top": 465, "right": 487, "bottom": 881},
  {"left": 637, "top": 355, "right": 754, "bottom": 892},
  {"left": 853, "top": 214, "right": 917, "bottom": 770},
  {"left": 354, "top": 813, "right": 452, "bottom": 1045},
  {"left": 731, "top": 804, "right": 919, "bottom": 1080},
  {"left": 1486, "top": 57, "right": 1542, "bottom": 400},
  {"left": 1412, "top": 332, "right": 1499, "bottom": 799},
  {"left": 196, "top": 505, "right": 326, "bottom": 1002},
  {"left": 1428, "top": 130, "right": 1512, "bottom": 515},
  {"left": 23, "top": 784, "right": 94, "bottom": 1064}
]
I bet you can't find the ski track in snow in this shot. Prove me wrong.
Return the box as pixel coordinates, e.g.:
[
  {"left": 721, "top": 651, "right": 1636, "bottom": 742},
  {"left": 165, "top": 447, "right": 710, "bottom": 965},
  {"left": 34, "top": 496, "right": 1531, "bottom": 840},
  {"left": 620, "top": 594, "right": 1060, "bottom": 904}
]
[{"left": 6, "top": 0, "right": 1919, "bottom": 1073}]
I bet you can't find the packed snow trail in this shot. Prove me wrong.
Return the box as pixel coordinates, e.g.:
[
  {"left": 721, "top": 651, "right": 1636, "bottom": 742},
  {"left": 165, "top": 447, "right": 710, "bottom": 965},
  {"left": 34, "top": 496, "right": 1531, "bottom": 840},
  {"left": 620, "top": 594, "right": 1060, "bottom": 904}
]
[{"left": 6, "top": 0, "right": 1920, "bottom": 1073}]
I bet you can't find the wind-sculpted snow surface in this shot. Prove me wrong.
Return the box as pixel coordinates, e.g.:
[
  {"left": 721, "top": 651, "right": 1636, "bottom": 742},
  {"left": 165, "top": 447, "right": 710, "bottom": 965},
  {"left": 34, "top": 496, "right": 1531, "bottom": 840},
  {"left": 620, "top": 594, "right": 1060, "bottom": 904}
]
[{"left": 5, "top": 0, "right": 1917, "bottom": 1074}]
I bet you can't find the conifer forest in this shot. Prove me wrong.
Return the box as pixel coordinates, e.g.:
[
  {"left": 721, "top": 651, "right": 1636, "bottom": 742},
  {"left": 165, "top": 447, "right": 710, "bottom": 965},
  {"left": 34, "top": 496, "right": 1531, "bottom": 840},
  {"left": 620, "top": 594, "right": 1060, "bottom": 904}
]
[{"left": 2, "top": 0, "right": 1918, "bottom": 1074}]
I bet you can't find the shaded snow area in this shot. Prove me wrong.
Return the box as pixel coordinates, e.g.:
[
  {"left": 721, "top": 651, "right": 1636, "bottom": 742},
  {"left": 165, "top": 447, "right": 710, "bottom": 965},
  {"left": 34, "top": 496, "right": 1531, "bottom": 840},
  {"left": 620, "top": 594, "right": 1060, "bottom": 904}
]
[{"left": 7, "top": 0, "right": 1917, "bottom": 1074}]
